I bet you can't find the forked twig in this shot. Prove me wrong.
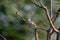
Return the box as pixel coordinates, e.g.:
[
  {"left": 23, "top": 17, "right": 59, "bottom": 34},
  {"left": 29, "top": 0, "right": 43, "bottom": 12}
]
[
  {"left": 47, "top": 9, "right": 60, "bottom": 40},
  {"left": 31, "top": 0, "right": 47, "bottom": 10},
  {"left": 32, "top": 0, "right": 60, "bottom": 40}
]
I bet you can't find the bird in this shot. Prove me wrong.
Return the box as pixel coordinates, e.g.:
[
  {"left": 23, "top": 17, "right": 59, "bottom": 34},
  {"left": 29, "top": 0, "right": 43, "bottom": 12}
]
[{"left": 28, "top": 18, "right": 36, "bottom": 26}]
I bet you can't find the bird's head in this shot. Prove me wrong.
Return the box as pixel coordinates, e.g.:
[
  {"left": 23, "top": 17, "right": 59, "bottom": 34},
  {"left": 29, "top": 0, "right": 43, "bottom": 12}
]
[{"left": 28, "top": 18, "right": 36, "bottom": 25}]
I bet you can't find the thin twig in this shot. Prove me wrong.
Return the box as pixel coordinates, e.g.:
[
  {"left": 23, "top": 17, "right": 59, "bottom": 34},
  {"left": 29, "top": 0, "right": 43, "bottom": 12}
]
[
  {"left": 39, "top": 19, "right": 49, "bottom": 27},
  {"left": 32, "top": 26, "right": 47, "bottom": 31},
  {"left": 31, "top": 0, "right": 50, "bottom": 28},
  {"left": 52, "top": 9, "right": 60, "bottom": 23},
  {"left": 0, "top": 34, "right": 7, "bottom": 40},
  {"left": 31, "top": 0, "right": 47, "bottom": 10},
  {"left": 16, "top": 12, "right": 29, "bottom": 24}
]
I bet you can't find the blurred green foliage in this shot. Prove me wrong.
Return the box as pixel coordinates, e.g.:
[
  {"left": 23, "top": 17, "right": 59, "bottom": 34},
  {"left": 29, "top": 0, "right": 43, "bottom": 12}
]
[{"left": 0, "top": 0, "right": 60, "bottom": 40}]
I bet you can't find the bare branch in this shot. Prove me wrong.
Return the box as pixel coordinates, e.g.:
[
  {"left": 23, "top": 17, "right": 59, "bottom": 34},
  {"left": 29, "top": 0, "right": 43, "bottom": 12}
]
[
  {"left": 47, "top": 9, "right": 60, "bottom": 40},
  {"left": 45, "top": 8, "right": 59, "bottom": 33},
  {"left": 31, "top": 0, "right": 50, "bottom": 27},
  {"left": 31, "top": 0, "right": 47, "bottom": 10},
  {"left": 38, "top": 27, "right": 47, "bottom": 31},
  {"left": 31, "top": 0, "right": 59, "bottom": 33},
  {"left": 0, "top": 34, "right": 7, "bottom": 40},
  {"left": 32, "top": 0, "right": 59, "bottom": 33},
  {"left": 31, "top": 0, "right": 60, "bottom": 40},
  {"left": 51, "top": 9, "right": 60, "bottom": 23},
  {"left": 32, "top": 26, "right": 47, "bottom": 31},
  {"left": 16, "top": 12, "right": 29, "bottom": 24}
]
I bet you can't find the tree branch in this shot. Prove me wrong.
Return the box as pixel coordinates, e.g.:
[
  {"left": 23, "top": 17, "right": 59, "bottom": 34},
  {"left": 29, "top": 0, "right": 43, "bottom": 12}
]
[
  {"left": 0, "top": 34, "right": 7, "bottom": 40},
  {"left": 16, "top": 12, "right": 29, "bottom": 24},
  {"left": 31, "top": 0, "right": 47, "bottom": 10},
  {"left": 51, "top": 9, "right": 60, "bottom": 23},
  {"left": 45, "top": 7, "right": 59, "bottom": 33},
  {"left": 31, "top": 0, "right": 59, "bottom": 33},
  {"left": 47, "top": 9, "right": 60, "bottom": 40}
]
